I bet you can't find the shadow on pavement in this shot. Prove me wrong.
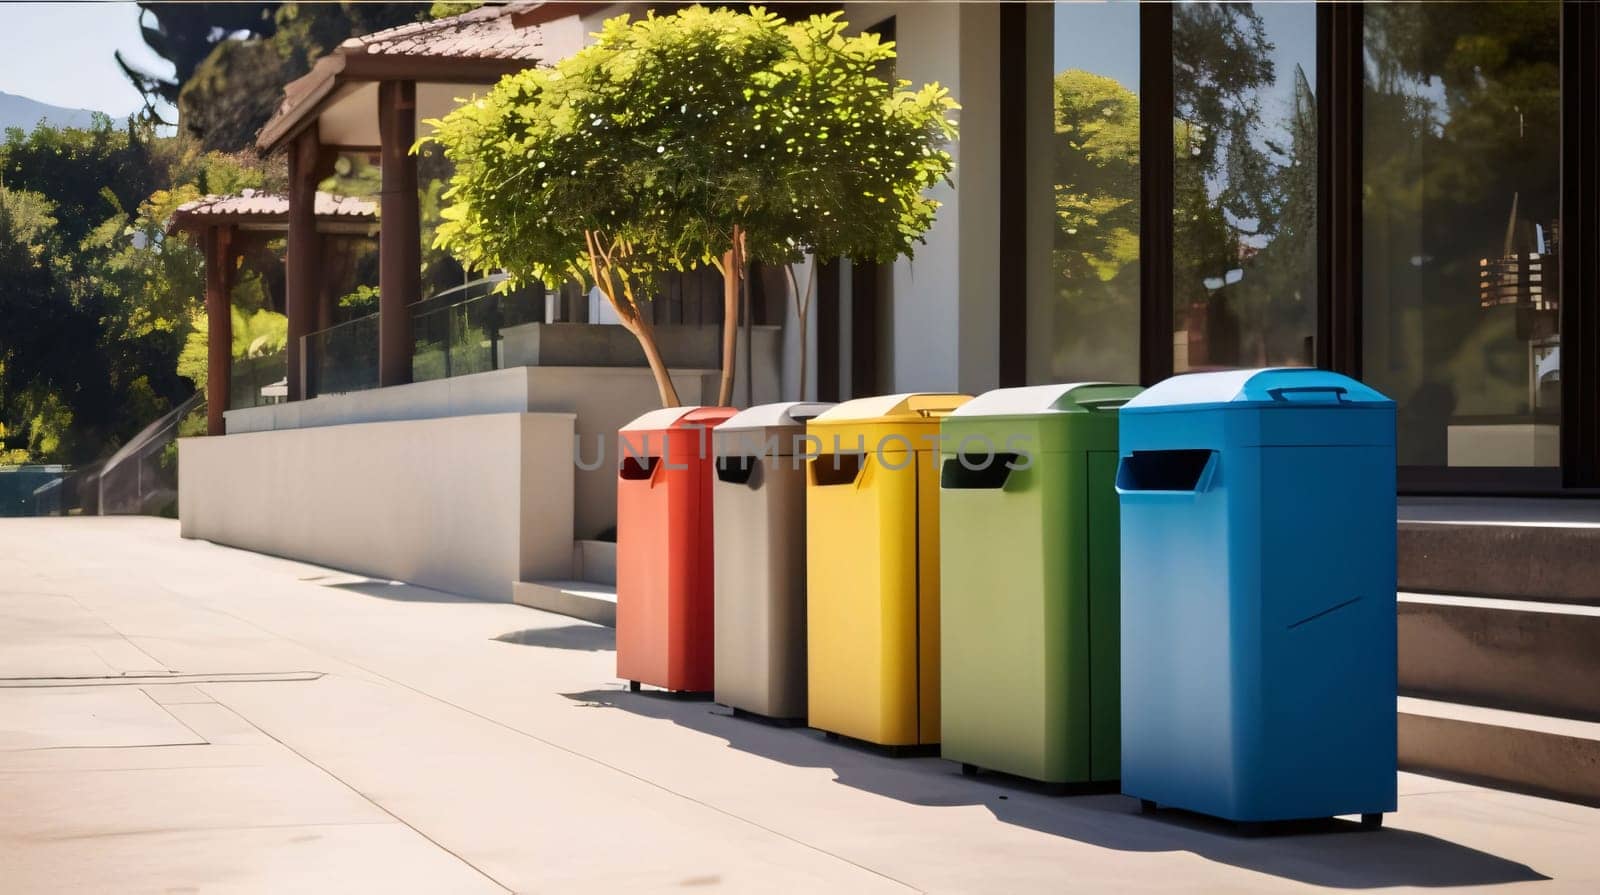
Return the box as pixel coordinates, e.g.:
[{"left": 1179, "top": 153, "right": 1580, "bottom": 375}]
[
  {"left": 494, "top": 624, "right": 615, "bottom": 652},
  {"left": 561, "top": 687, "right": 1548, "bottom": 890},
  {"left": 318, "top": 579, "right": 483, "bottom": 604}
]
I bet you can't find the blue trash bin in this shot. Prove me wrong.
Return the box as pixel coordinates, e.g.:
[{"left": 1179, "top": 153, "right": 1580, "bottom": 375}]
[{"left": 1115, "top": 368, "right": 1396, "bottom": 826}]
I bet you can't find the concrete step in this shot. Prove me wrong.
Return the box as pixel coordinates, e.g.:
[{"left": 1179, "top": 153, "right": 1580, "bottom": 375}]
[
  {"left": 512, "top": 579, "right": 616, "bottom": 627},
  {"left": 1398, "top": 497, "right": 1600, "bottom": 605},
  {"left": 574, "top": 539, "right": 616, "bottom": 587},
  {"left": 1399, "top": 592, "right": 1600, "bottom": 722},
  {"left": 1398, "top": 696, "right": 1600, "bottom": 807}
]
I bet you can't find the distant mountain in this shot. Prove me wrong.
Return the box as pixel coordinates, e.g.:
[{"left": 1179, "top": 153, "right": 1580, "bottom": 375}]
[{"left": 0, "top": 91, "right": 103, "bottom": 133}]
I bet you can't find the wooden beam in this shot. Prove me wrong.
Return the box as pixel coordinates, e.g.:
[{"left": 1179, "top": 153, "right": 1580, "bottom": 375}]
[
  {"left": 286, "top": 128, "right": 324, "bottom": 401},
  {"left": 378, "top": 80, "right": 420, "bottom": 388},
  {"left": 203, "top": 225, "right": 235, "bottom": 435}
]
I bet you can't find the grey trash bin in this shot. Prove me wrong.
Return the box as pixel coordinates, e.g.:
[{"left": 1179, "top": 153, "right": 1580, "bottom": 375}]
[{"left": 713, "top": 401, "right": 835, "bottom": 720}]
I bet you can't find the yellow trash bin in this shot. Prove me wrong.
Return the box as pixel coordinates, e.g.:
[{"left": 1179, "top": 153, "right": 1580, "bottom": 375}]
[{"left": 807, "top": 393, "right": 972, "bottom": 748}]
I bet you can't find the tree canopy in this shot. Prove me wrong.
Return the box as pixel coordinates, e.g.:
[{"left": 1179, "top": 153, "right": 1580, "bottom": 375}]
[{"left": 428, "top": 5, "right": 957, "bottom": 405}]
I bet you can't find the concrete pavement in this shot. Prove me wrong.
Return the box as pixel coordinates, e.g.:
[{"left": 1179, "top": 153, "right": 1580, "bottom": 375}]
[{"left": 1, "top": 517, "right": 1597, "bottom": 893}]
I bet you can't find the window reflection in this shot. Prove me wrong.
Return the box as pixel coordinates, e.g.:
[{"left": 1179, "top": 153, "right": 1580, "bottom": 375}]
[
  {"left": 1033, "top": 0, "right": 1141, "bottom": 384},
  {"left": 1171, "top": 2, "right": 1318, "bottom": 372},
  {"left": 1363, "top": 1, "right": 1561, "bottom": 467}
]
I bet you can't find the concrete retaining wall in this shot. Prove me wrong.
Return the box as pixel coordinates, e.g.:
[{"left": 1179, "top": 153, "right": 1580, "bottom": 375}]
[
  {"left": 224, "top": 365, "right": 724, "bottom": 540},
  {"left": 179, "top": 413, "right": 574, "bottom": 601}
]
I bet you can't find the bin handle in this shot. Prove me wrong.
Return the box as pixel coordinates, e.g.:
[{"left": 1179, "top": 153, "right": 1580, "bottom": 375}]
[
  {"left": 1078, "top": 397, "right": 1133, "bottom": 411},
  {"left": 1267, "top": 385, "right": 1349, "bottom": 404}
]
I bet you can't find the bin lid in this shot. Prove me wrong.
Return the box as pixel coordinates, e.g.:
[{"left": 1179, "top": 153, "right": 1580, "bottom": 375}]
[
  {"left": 716, "top": 401, "right": 836, "bottom": 433},
  {"left": 1122, "top": 368, "right": 1392, "bottom": 412},
  {"left": 810, "top": 393, "right": 971, "bottom": 423},
  {"left": 620, "top": 405, "right": 735, "bottom": 431},
  {"left": 949, "top": 383, "right": 1142, "bottom": 419}
]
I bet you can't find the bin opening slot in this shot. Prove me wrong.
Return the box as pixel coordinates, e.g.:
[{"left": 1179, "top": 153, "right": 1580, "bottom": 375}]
[
  {"left": 1078, "top": 397, "right": 1134, "bottom": 411},
  {"left": 717, "top": 456, "right": 758, "bottom": 485},
  {"left": 1116, "top": 450, "right": 1215, "bottom": 492},
  {"left": 620, "top": 455, "right": 659, "bottom": 481},
  {"left": 1268, "top": 385, "right": 1348, "bottom": 404},
  {"left": 940, "top": 453, "right": 1020, "bottom": 490},
  {"left": 811, "top": 453, "right": 863, "bottom": 486}
]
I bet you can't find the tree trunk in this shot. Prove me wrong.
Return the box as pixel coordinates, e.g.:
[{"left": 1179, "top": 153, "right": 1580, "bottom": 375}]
[
  {"left": 717, "top": 226, "right": 744, "bottom": 406},
  {"left": 786, "top": 261, "right": 816, "bottom": 401},
  {"left": 625, "top": 314, "right": 682, "bottom": 407},
  {"left": 584, "top": 229, "right": 681, "bottom": 408}
]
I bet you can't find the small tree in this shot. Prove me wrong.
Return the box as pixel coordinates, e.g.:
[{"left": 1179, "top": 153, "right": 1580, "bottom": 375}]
[
  {"left": 750, "top": 13, "right": 958, "bottom": 396},
  {"left": 428, "top": 5, "right": 957, "bottom": 407}
]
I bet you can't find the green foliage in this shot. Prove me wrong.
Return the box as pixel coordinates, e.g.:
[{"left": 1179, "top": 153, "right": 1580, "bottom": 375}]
[
  {"left": 430, "top": 2, "right": 483, "bottom": 19},
  {"left": 1046, "top": 69, "right": 1141, "bottom": 380},
  {"left": 338, "top": 284, "right": 380, "bottom": 314},
  {"left": 177, "top": 306, "right": 290, "bottom": 395},
  {"left": 0, "top": 118, "right": 273, "bottom": 465},
  {"left": 1054, "top": 70, "right": 1139, "bottom": 286},
  {"left": 0, "top": 118, "right": 164, "bottom": 247},
  {"left": 427, "top": 5, "right": 958, "bottom": 292}
]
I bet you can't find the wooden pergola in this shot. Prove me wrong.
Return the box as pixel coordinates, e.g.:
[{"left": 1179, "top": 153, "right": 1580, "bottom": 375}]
[
  {"left": 167, "top": 190, "right": 378, "bottom": 435},
  {"left": 254, "top": 1, "right": 600, "bottom": 400}
]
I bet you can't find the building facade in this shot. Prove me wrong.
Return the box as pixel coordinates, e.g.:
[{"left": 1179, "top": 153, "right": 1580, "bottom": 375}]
[{"left": 788, "top": 0, "right": 1594, "bottom": 496}]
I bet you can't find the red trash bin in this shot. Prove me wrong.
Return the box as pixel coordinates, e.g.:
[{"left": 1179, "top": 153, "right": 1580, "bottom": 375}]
[{"left": 616, "top": 405, "right": 737, "bottom": 692}]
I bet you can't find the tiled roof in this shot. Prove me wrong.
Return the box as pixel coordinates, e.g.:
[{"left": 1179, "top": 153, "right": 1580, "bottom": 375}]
[
  {"left": 257, "top": 2, "right": 558, "bottom": 152},
  {"left": 343, "top": 1, "right": 547, "bottom": 61},
  {"left": 167, "top": 189, "right": 376, "bottom": 234}
]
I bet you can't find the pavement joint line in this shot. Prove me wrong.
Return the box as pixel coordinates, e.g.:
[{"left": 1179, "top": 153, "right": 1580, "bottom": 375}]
[
  {"left": 28, "top": 819, "right": 403, "bottom": 844},
  {"left": 55, "top": 588, "right": 173, "bottom": 672},
  {"left": 138, "top": 686, "right": 215, "bottom": 749},
  {"left": 194, "top": 688, "right": 517, "bottom": 895},
  {"left": 0, "top": 672, "right": 324, "bottom": 688},
  {"left": 3, "top": 742, "right": 210, "bottom": 753},
  {"left": 182, "top": 595, "right": 926, "bottom": 893}
]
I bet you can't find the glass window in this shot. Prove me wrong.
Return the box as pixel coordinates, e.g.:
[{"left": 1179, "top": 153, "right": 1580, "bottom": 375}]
[
  {"left": 1363, "top": 2, "right": 1561, "bottom": 468},
  {"left": 1171, "top": 2, "right": 1318, "bottom": 372},
  {"left": 1030, "top": 0, "right": 1141, "bottom": 384}
]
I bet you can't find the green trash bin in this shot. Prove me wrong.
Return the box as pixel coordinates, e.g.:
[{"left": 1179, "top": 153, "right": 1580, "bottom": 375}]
[{"left": 939, "top": 382, "right": 1142, "bottom": 784}]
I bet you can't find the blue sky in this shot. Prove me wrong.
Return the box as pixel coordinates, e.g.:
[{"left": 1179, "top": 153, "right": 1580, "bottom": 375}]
[{"left": 0, "top": 2, "right": 173, "bottom": 118}]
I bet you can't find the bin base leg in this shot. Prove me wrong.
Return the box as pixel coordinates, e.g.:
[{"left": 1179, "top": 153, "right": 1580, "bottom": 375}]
[
  {"left": 1139, "top": 799, "right": 1159, "bottom": 814},
  {"left": 1360, "top": 813, "right": 1384, "bottom": 830},
  {"left": 823, "top": 731, "right": 841, "bottom": 742},
  {"left": 628, "top": 680, "right": 641, "bottom": 693},
  {"left": 961, "top": 763, "right": 979, "bottom": 778},
  {"left": 729, "top": 707, "right": 806, "bottom": 728}
]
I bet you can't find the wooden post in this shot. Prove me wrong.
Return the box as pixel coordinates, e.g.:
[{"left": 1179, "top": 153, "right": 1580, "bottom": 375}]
[
  {"left": 285, "top": 128, "right": 324, "bottom": 401},
  {"left": 378, "top": 80, "right": 420, "bottom": 388},
  {"left": 203, "top": 225, "right": 235, "bottom": 435}
]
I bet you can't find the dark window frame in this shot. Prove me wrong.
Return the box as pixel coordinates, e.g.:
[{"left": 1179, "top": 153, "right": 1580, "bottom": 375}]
[{"left": 1001, "top": 0, "right": 1597, "bottom": 494}]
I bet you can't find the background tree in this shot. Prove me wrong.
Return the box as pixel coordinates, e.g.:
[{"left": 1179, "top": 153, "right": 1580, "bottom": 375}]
[
  {"left": 1169, "top": 2, "right": 1311, "bottom": 368},
  {"left": 1049, "top": 69, "right": 1140, "bottom": 379},
  {"left": 119, "top": 3, "right": 423, "bottom": 151},
  {"left": 0, "top": 119, "right": 275, "bottom": 465},
  {"left": 117, "top": 2, "right": 280, "bottom": 124},
  {"left": 428, "top": 6, "right": 956, "bottom": 406}
]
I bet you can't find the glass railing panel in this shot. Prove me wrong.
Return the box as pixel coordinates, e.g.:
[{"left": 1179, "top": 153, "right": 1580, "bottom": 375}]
[
  {"left": 229, "top": 351, "right": 287, "bottom": 408},
  {"left": 306, "top": 314, "right": 379, "bottom": 398}
]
